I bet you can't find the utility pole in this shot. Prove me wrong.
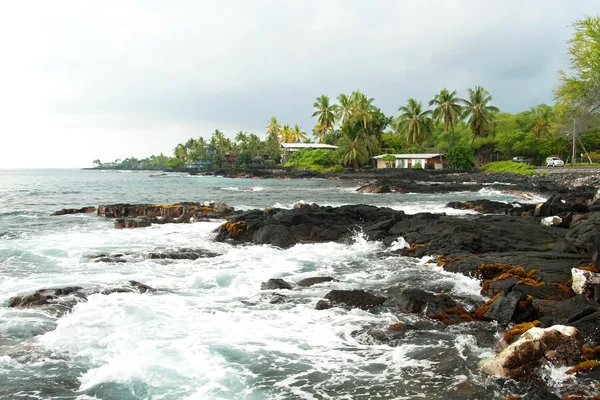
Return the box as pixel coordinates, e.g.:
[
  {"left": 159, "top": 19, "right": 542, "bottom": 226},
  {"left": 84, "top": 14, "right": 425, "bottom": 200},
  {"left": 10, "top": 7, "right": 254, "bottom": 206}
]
[{"left": 572, "top": 118, "right": 577, "bottom": 164}]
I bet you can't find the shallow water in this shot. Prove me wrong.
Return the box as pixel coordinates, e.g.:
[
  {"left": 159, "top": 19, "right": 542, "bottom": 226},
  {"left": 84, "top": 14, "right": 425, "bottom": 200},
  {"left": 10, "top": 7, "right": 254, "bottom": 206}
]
[{"left": 0, "top": 169, "right": 564, "bottom": 399}]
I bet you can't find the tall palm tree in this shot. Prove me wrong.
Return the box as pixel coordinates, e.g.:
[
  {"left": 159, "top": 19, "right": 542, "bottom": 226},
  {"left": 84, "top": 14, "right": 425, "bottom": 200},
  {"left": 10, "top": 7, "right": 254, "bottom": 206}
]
[
  {"left": 280, "top": 124, "right": 295, "bottom": 143},
  {"left": 429, "top": 88, "right": 464, "bottom": 145},
  {"left": 338, "top": 125, "right": 369, "bottom": 171},
  {"left": 312, "top": 95, "right": 337, "bottom": 142},
  {"left": 235, "top": 131, "right": 248, "bottom": 146},
  {"left": 336, "top": 93, "right": 353, "bottom": 127},
  {"left": 462, "top": 86, "right": 499, "bottom": 149},
  {"left": 266, "top": 117, "right": 282, "bottom": 138},
  {"left": 174, "top": 143, "right": 188, "bottom": 160},
  {"left": 292, "top": 124, "right": 307, "bottom": 143},
  {"left": 531, "top": 104, "right": 554, "bottom": 137},
  {"left": 397, "top": 98, "right": 433, "bottom": 145},
  {"left": 351, "top": 91, "right": 375, "bottom": 134}
]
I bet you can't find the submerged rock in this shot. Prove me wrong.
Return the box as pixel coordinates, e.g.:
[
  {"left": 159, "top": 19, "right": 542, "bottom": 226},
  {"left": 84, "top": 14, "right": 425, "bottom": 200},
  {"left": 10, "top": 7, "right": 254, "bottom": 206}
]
[
  {"left": 480, "top": 325, "right": 582, "bottom": 379},
  {"left": 101, "top": 281, "right": 155, "bottom": 295},
  {"left": 318, "top": 290, "right": 386, "bottom": 311},
  {"left": 149, "top": 249, "right": 220, "bottom": 260},
  {"left": 7, "top": 287, "right": 87, "bottom": 317},
  {"left": 296, "top": 277, "right": 337, "bottom": 287},
  {"left": 114, "top": 217, "right": 152, "bottom": 229}
]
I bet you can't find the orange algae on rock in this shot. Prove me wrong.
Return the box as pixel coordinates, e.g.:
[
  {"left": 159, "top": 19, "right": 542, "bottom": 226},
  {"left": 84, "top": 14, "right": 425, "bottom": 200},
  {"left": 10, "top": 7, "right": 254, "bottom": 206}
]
[
  {"left": 389, "top": 322, "right": 404, "bottom": 330},
  {"left": 503, "top": 321, "right": 542, "bottom": 344},
  {"left": 406, "top": 243, "right": 425, "bottom": 253},
  {"left": 222, "top": 221, "right": 247, "bottom": 237},
  {"left": 474, "top": 293, "right": 501, "bottom": 320},
  {"left": 582, "top": 346, "right": 600, "bottom": 361},
  {"left": 578, "top": 263, "right": 599, "bottom": 273},
  {"left": 565, "top": 360, "right": 600, "bottom": 375}
]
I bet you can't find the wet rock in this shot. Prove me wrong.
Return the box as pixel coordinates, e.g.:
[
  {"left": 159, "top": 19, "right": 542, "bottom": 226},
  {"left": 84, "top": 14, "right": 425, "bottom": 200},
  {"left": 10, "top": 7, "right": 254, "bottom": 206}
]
[
  {"left": 478, "top": 290, "right": 538, "bottom": 324},
  {"left": 356, "top": 183, "right": 391, "bottom": 194},
  {"left": 101, "top": 281, "right": 155, "bottom": 295},
  {"left": 481, "top": 278, "right": 518, "bottom": 297},
  {"left": 7, "top": 287, "right": 87, "bottom": 317},
  {"left": 321, "top": 290, "right": 386, "bottom": 311},
  {"left": 53, "top": 206, "right": 96, "bottom": 216},
  {"left": 480, "top": 325, "right": 582, "bottom": 379},
  {"left": 445, "top": 200, "right": 513, "bottom": 214},
  {"left": 114, "top": 217, "right": 152, "bottom": 229},
  {"left": 548, "top": 295, "right": 600, "bottom": 325},
  {"left": 296, "top": 277, "right": 337, "bottom": 287},
  {"left": 315, "top": 300, "right": 331, "bottom": 310},
  {"left": 383, "top": 287, "right": 457, "bottom": 315},
  {"left": 571, "top": 312, "right": 600, "bottom": 346},
  {"left": 589, "top": 189, "right": 600, "bottom": 206},
  {"left": 149, "top": 249, "right": 220, "bottom": 260},
  {"left": 260, "top": 278, "right": 293, "bottom": 290}
]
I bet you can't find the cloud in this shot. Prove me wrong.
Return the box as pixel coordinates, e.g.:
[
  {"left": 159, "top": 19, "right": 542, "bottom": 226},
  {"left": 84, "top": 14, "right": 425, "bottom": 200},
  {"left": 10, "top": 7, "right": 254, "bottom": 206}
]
[{"left": 0, "top": 0, "right": 599, "bottom": 167}]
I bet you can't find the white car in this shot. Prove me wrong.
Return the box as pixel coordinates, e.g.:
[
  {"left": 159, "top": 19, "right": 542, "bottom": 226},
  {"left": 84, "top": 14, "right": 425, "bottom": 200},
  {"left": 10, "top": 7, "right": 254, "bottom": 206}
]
[{"left": 546, "top": 157, "right": 564, "bottom": 167}]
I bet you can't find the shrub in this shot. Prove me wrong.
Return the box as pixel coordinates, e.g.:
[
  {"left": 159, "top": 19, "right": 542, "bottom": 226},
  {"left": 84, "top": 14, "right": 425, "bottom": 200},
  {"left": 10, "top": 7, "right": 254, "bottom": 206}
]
[
  {"left": 285, "top": 148, "right": 341, "bottom": 173},
  {"left": 412, "top": 162, "right": 423, "bottom": 169},
  {"left": 382, "top": 154, "right": 396, "bottom": 168},
  {"left": 445, "top": 144, "right": 475, "bottom": 170},
  {"left": 480, "top": 161, "right": 536, "bottom": 175}
]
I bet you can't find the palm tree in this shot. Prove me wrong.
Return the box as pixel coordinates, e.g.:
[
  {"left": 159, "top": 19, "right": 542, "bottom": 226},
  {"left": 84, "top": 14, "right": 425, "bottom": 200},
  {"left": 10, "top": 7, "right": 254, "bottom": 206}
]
[
  {"left": 338, "top": 125, "right": 369, "bottom": 171},
  {"left": 312, "top": 95, "right": 337, "bottom": 141},
  {"left": 336, "top": 93, "right": 353, "bottom": 127},
  {"left": 429, "top": 88, "right": 464, "bottom": 145},
  {"left": 280, "top": 124, "right": 295, "bottom": 143},
  {"left": 462, "top": 86, "right": 500, "bottom": 149},
  {"left": 351, "top": 91, "right": 375, "bottom": 134},
  {"left": 531, "top": 104, "right": 554, "bottom": 137},
  {"left": 292, "top": 124, "right": 307, "bottom": 143},
  {"left": 235, "top": 131, "right": 248, "bottom": 145},
  {"left": 174, "top": 143, "right": 188, "bottom": 160},
  {"left": 266, "top": 117, "right": 282, "bottom": 138},
  {"left": 397, "top": 98, "right": 433, "bottom": 145}
]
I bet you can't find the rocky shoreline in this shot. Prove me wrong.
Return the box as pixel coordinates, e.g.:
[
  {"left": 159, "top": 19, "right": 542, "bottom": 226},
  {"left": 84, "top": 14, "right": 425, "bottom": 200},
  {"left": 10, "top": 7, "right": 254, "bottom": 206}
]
[{"left": 24, "top": 171, "right": 600, "bottom": 397}]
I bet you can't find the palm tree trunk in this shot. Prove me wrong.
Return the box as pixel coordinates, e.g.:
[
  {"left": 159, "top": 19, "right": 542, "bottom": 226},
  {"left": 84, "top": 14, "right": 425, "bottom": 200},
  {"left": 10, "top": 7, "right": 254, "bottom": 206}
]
[{"left": 450, "top": 123, "right": 456, "bottom": 147}]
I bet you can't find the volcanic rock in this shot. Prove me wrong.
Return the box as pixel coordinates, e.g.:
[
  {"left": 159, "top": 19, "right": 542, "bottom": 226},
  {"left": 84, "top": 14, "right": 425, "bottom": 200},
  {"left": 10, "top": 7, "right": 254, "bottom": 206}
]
[
  {"left": 296, "top": 277, "right": 337, "bottom": 287},
  {"left": 319, "top": 290, "right": 387, "bottom": 311},
  {"left": 53, "top": 207, "right": 96, "bottom": 216},
  {"left": 260, "top": 278, "right": 293, "bottom": 290},
  {"left": 480, "top": 325, "right": 582, "bottom": 379}
]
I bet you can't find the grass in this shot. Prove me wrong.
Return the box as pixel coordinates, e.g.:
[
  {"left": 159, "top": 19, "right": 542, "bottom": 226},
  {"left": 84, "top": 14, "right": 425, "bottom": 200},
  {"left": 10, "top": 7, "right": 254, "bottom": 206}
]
[
  {"left": 565, "top": 162, "right": 600, "bottom": 167},
  {"left": 480, "top": 161, "right": 536, "bottom": 175}
]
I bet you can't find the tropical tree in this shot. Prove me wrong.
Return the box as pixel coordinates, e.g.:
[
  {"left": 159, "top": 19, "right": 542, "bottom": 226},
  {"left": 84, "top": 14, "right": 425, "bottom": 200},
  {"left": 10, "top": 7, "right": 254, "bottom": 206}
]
[
  {"left": 292, "top": 124, "right": 308, "bottom": 143},
  {"left": 531, "top": 104, "right": 555, "bottom": 137},
  {"left": 312, "top": 95, "right": 337, "bottom": 142},
  {"left": 396, "top": 98, "right": 433, "bottom": 145},
  {"left": 266, "top": 117, "right": 282, "bottom": 139},
  {"left": 280, "top": 124, "right": 295, "bottom": 143},
  {"left": 235, "top": 131, "right": 248, "bottom": 146},
  {"left": 338, "top": 125, "right": 369, "bottom": 171},
  {"left": 336, "top": 93, "right": 353, "bottom": 127},
  {"left": 174, "top": 144, "right": 188, "bottom": 161},
  {"left": 462, "top": 86, "right": 500, "bottom": 149},
  {"left": 429, "top": 88, "right": 464, "bottom": 145},
  {"left": 351, "top": 90, "right": 375, "bottom": 134}
]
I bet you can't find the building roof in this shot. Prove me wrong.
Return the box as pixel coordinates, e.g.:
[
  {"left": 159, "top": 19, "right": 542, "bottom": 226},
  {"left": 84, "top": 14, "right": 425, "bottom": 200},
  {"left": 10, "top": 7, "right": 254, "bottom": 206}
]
[
  {"left": 281, "top": 143, "right": 338, "bottom": 150},
  {"left": 373, "top": 153, "right": 443, "bottom": 159}
]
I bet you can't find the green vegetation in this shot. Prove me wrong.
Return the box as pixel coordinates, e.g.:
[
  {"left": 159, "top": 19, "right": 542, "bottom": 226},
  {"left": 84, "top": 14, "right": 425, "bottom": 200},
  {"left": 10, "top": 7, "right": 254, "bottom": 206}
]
[
  {"left": 94, "top": 16, "right": 600, "bottom": 172},
  {"left": 285, "top": 149, "right": 343, "bottom": 173},
  {"left": 412, "top": 162, "right": 423, "bottom": 169},
  {"left": 480, "top": 161, "right": 536, "bottom": 175}
]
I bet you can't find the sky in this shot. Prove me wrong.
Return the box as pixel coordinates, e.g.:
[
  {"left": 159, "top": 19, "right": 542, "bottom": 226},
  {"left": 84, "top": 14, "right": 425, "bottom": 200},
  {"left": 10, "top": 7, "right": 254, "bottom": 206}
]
[{"left": 1, "top": 1, "right": 600, "bottom": 168}]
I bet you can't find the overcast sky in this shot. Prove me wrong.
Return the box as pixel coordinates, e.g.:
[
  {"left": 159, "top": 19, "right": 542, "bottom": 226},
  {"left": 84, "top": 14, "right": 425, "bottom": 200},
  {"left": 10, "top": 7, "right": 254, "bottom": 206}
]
[{"left": 1, "top": 1, "right": 599, "bottom": 168}]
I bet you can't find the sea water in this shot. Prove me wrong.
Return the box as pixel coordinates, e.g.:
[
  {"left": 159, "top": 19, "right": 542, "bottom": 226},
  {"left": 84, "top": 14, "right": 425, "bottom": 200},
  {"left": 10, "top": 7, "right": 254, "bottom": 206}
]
[{"left": 0, "top": 169, "right": 551, "bottom": 399}]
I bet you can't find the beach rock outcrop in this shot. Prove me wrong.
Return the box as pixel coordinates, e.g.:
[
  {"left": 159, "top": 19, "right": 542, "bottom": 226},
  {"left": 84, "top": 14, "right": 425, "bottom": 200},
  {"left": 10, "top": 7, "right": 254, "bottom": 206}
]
[
  {"left": 356, "top": 183, "right": 392, "bottom": 194},
  {"left": 149, "top": 249, "right": 220, "bottom": 260},
  {"left": 480, "top": 325, "right": 582, "bottom": 379},
  {"left": 317, "top": 290, "right": 386, "bottom": 311},
  {"left": 98, "top": 202, "right": 235, "bottom": 228},
  {"left": 52, "top": 207, "right": 96, "bottom": 216}
]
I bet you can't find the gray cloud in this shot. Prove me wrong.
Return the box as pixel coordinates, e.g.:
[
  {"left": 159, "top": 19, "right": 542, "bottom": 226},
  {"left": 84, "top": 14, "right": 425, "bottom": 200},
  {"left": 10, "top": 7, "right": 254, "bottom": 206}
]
[{"left": 0, "top": 0, "right": 599, "bottom": 167}]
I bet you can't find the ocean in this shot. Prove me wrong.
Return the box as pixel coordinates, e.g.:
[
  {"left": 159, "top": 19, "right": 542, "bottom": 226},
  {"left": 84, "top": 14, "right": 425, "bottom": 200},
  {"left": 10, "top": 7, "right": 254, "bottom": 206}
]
[{"left": 0, "top": 169, "right": 555, "bottom": 399}]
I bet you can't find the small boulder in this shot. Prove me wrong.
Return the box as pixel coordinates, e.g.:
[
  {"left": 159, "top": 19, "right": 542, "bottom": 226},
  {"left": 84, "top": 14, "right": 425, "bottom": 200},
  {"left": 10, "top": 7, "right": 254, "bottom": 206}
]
[
  {"left": 480, "top": 325, "right": 582, "bottom": 379},
  {"left": 356, "top": 183, "right": 391, "bottom": 194},
  {"left": 296, "top": 277, "right": 336, "bottom": 287},
  {"left": 321, "top": 290, "right": 386, "bottom": 311},
  {"left": 260, "top": 278, "right": 293, "bottom": 290},
  {"left": 541, "top": 216, "right": 562, "bottom": 227},
  {"left": 572, "top": 268, "right": 600, "bottom": 295}
]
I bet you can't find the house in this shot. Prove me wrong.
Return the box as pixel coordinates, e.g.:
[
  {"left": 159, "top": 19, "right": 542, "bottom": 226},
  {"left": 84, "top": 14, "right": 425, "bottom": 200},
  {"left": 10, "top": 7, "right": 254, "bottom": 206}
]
[
  {"left": 280, "top": 143, "right": 338, "bottom": 163},
  {"left": 372, "top": 154, "right": 447, "bottom": 169},
  {"left": 185, "top": 160, "right": 210, "bottom": 168}
]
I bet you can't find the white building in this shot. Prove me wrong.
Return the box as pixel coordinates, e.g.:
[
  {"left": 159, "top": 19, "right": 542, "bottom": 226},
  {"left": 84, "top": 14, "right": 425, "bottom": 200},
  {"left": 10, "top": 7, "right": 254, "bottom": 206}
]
[{"left": 372, "top": 154, "right": 447, "bottom": 169}]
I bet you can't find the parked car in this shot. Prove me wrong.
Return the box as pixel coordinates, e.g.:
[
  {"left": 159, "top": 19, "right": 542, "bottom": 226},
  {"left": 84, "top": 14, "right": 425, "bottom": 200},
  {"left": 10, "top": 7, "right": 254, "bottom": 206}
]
[
  {"left": 546, "top": 157, "right": 565, "bottom": 167},
  {"left": 512, "top": 156, "right": 531, "bottom": 164}
]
